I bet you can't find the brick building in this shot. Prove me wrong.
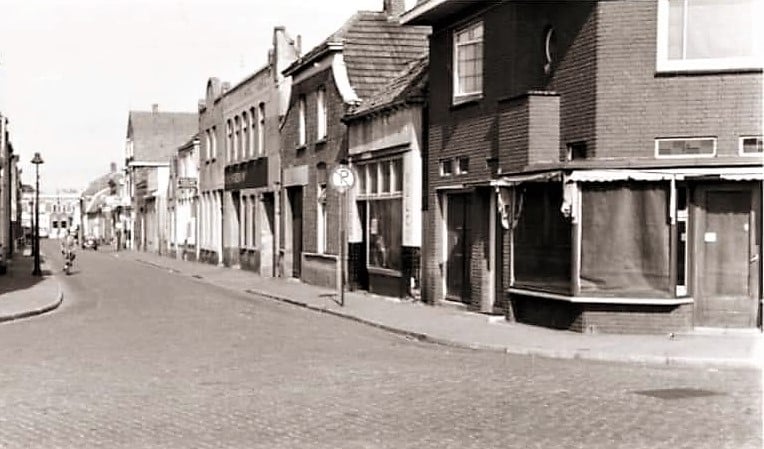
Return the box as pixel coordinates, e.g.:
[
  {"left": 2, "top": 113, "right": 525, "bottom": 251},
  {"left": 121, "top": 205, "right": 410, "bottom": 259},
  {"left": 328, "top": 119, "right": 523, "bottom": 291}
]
[
  {"left": 402, "top": 0, "right": 762, "bottom": 332},
  {"left": 167, "top": 136, "right": 200, "bottom": 261},
  {"left": 280, "top": 0, "right": 430, "bottom": 289},
  {"left": 343, "top": 56, "right": 428, "bottom": 298}
]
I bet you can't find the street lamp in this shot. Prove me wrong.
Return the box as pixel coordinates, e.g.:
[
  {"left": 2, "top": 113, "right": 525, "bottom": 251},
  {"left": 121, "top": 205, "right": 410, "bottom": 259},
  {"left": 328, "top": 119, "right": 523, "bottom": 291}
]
[{"left": 31, "top": 152, "right": 43, "bottom": 276}]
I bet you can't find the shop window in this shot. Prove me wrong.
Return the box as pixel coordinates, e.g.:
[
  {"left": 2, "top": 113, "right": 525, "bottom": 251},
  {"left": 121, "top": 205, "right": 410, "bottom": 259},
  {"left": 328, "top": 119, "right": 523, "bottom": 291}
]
[
  {"left": 740, "top": 136, "right": 763, "bottom": 155},
  {"left": 368, "top": 198, "right": 403, "bottom": 271},
  {"left": 380, "top": 161, "right": 391, "bottom": 194},
  {"left": 655, "top": 137, "right": 715, "bottom": 158},
  {"left": 513, "top": 183, "right": 572, "bottom": 293},
  {"left": 676, "top": 185, "right": 689, "bottom": 296},
  {"left": 581, "top": 182, "right": 671, "bottom": 297},
  {"left": 657, "top": 0, "right": 760, "bottom": 71},
  {"left": 392, "top": 159, "right": 403, "bottom": 193},
  {"left": 369, "top": 163, "right": 379, "bottom": 194}
]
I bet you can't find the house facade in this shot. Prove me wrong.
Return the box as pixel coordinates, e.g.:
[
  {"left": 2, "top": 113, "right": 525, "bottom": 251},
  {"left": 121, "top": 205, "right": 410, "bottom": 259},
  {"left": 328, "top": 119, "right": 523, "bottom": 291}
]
[
  {"left": 81, "top": 163, "right": 124, "bottom": 246},
  {"left": 402, "top": 0, "right": 763, "bottom": 332},
  {"left": 218, "top": 27, "right": 300, "bottom": 275},
  {"left": 168, "top": 135, "right": 200, "bottom": 261},
  {"left": 280, "top": 0, "right": 430, "bottom": 289},
  {"left": 125, "top": 105, "right": 197, "bottom": 253},
  {"left": 343, "top": 56, "right": 427, "bottom": 298}
]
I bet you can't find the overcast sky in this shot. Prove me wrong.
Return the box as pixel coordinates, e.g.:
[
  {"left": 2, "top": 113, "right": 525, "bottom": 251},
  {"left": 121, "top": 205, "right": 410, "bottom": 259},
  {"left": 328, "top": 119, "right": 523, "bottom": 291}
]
[{"left": 0, "top": 0, "right": 416, "bottom": 193}]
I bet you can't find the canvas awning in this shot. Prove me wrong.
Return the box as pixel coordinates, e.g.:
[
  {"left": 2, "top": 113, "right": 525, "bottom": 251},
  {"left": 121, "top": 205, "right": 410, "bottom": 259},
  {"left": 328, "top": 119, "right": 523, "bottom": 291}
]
[{"left": 567, "top": 167, "right": 763, "bottom": 183}]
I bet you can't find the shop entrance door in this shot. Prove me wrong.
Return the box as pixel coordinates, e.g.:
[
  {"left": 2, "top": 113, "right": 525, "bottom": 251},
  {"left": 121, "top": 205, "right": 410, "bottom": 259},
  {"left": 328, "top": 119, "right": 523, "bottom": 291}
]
[
  {"left": 446, "top": 193, "right": 471, "bottom": 303},
  {"left": 695, "top": 184, "right": 760, "bottom": 328},
  {"left": 287, "top": 187, "right": 303, "bottom": 278}
]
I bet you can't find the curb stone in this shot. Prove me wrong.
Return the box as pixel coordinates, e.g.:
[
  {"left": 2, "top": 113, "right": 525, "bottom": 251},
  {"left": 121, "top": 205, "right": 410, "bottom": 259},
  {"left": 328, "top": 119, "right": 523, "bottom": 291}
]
[
  {"left": 130, "top": 256, "right": 762, "bottom": 370},
  {"left": 0, "top": 285, "right": 64, "bottom": 324}
]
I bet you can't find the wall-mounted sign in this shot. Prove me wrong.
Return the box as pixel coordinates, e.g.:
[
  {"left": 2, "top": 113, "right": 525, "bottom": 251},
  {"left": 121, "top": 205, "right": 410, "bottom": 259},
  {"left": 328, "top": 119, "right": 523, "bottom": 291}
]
[
  {"left": 225, "top": 158, "right": 268, "bottom": 190},
  {"left": 178, "top": 177, "right": 198, "bottom": 189}
]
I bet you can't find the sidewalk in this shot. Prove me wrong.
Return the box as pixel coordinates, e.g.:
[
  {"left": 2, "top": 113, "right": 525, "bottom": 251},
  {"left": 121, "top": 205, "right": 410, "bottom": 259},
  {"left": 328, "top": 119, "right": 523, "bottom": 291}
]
[
  {"left": 0, "top": 253, "right": 63, "bottom": 323},
  {"left": 117, "top": 250, "right": 763, "bottom": 370}
]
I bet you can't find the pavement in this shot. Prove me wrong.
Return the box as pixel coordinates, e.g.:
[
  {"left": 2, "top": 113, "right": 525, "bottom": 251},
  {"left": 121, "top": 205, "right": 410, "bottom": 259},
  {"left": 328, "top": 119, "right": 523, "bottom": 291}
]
[
  {"left": 110, "top": 248, "right": 763, "bottom": 370},
  {"left": 0, "top": 251, "right": 63, "bottom": 323}
]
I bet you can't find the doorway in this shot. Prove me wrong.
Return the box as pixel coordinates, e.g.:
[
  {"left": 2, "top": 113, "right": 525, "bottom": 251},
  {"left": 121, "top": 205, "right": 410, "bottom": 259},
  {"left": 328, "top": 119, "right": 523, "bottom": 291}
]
[
  {"left": 446, "top": 193, "right": 471, "bottom": 303},
  {"left": 694, "top": 183, "right": 760, "bottom": 328},
  {"left": 287, "top": 187, "right": 303, "bottom": 278}
]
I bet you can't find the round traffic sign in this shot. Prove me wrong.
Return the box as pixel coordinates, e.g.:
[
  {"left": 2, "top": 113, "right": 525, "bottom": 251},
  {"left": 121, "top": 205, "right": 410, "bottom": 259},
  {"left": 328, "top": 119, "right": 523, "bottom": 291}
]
[{"left": 330, "top": 165, "right": 355, "bottom": 192}]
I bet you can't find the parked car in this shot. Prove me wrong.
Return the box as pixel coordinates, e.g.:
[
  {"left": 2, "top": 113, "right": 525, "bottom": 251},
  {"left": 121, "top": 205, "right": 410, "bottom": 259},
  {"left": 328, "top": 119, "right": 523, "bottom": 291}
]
[{"left": 82, "top": 235, "right": 98, "bottom": 250}]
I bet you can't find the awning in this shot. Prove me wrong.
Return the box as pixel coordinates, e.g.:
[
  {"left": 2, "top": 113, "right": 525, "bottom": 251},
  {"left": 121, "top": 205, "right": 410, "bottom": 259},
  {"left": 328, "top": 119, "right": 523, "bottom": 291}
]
[
  {"left": 491, "top": 170, "right": 563, "bottom": 186},
  {"left": 567, "top": 167, "right": 764, "bottom": 183}
]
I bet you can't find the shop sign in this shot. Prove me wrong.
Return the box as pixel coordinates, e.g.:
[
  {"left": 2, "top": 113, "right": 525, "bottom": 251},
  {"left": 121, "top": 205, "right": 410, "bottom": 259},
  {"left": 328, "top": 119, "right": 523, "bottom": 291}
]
[{"left": 178, "top": 177, "right": 198, "bottom": 189}]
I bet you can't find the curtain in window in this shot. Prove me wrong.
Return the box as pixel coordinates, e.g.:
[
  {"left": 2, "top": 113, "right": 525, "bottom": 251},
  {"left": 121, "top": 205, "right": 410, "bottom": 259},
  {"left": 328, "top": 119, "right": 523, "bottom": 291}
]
[
  {"left": 368, "top": 199, "right": 402, "bottom": 271},
  {"left": 581, "top": 182, "right": 671, "bottom": 297},
  {"left": 513, "top": 183, "right": 572, "bottom": 293}
]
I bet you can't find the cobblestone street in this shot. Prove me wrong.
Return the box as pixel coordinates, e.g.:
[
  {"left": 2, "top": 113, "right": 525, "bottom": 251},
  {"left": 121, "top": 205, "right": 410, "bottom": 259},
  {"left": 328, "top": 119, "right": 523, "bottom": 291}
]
[{"left": 0, "top": 243, "right": 760, "bottom": 448}]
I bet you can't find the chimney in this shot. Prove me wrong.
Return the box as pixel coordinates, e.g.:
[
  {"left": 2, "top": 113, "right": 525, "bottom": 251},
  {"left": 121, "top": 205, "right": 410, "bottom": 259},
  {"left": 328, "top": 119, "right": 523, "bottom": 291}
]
[
  {"left": 151, "top": 103, "right": 159, "bottom": 114},
  {"left": 384, "top": 0, "right": 405, "bottom": 18},
  {"left": 221, "top": 82, "right": 231, "bottom": 94},
  {"left": 110, "top": 162, "right": 117, "bottom": 173}
]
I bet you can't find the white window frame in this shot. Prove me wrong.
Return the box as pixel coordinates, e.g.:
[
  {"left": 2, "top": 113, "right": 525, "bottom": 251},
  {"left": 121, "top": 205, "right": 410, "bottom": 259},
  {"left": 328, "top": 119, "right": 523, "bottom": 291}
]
[
  {"left": 249, "top": 107, "right": 256, "bottom": 157},
  {"left": 453, "top": 20, "right": 484, "bottom": 102},
  {"left": 739, "top": 135, "right": 764, "bottom": 157},
  {"left": 226, "top": 121, "right": 233, "bottom": 161},
  {"left": 205, "top": 130, "right": 211, "bottom": 161},
  {"left": 654, "top": 137, "right": 717, "bottom": 159},
  {"left": 456, "top": 156, "right": 469, "bottom": 175},
  {"left": 298, "top": 96, "right": 307, "bottom": 147},
  {"left": 211, "top": 126, "right": 217, "bottom": 159},
  {"left": 656, "top": 0, "right": 763, "bottom": 72},
  {"left": 316, "top": 88, "right": 327, "bottom": 140},
  {"left": 439, "top": 158, "right": 454, "bottom": 176}
]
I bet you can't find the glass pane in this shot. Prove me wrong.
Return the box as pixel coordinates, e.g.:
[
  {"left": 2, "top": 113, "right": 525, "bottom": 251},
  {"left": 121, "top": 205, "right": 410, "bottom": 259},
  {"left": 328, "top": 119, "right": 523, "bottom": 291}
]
[
  {"left": 369, "top": 163, "right": 378, "bottom": 194},
  {"left": 742, "top": 137, "right": 763, "bottom": 154},
  {"left": 668, "top": 0, "right": 685, "bottom": 59},
  {"left": 677, "top": 220, "right": 687, "bottom": 287},
  {"left": 581, "top": 183, "right": 671, "bottom": 297},
  {"left": 368, "top": 199, "right": 403, "bottom": 271},
  {"left": 380, "top": 161, "right": 390, "bottom": 193},
  {"left": 392, "top": 159, "right": 403, "bottom": 192},
  {"left": 514, "top": 183, "right": 572, "bottom": 292},
  {"left": 686, "top": 0, "right": 753, "bottom": 59},
  {"left": 358, "top": 165, "right": 366, "bottom": 194}
]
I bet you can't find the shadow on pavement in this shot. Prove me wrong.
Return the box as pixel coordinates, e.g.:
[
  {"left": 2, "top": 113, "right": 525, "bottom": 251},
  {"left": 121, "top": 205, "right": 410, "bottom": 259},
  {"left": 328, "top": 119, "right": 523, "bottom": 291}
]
[{"left": 0, "top": 254, "right": 47, "bottom": 295}]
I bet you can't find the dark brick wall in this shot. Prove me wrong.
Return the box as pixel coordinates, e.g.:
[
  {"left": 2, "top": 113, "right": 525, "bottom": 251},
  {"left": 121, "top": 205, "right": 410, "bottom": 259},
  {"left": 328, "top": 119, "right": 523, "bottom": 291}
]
[
  {"left": 595, "top": 1, "right": 762, "bottom": 162},
  {"left": 348, "top": 241, "right": 367, "bottom": 291}
]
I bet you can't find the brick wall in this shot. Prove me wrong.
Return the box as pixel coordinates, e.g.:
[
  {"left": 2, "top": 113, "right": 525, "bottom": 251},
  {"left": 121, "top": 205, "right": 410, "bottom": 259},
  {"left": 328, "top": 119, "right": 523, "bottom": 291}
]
[{"left": 595, "top": 1, "right": 762, "bottom": 161}]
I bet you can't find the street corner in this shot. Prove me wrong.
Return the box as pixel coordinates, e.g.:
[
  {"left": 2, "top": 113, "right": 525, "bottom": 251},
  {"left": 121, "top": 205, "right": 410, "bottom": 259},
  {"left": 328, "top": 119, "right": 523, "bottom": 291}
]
[{"left": 0, "top": 275, "right": 64, "bottom": 324}]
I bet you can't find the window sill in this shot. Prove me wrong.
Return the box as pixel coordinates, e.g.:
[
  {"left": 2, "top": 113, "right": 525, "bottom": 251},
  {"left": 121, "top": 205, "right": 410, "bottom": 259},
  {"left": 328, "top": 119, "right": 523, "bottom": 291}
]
[
  {"left": 295, "top": 144, "right": 307, "bottom": 152},
  {"left": 451, "top": 94, "right": 482, "bottom": 109},
  {"left": 508, "top": 287, "right": 694, "bottom": 305},
  {"left": 655, "top": 65, "right": 763, "bottom": 77},
  {"left": 367, "top": 266, "right": 402, "bottom": 277},
  {"left": 315, "top": 137, "right": 328, "bottom": 146}
]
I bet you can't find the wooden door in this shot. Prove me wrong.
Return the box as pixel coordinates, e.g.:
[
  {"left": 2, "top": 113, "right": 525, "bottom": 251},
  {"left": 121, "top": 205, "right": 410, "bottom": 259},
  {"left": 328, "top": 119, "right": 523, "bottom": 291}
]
[
  {"left": 694, "top": 184, "right": 759, "bottom": 328},
  {"left": 446, "top": 193, "right": 471, "bottom": 303}
]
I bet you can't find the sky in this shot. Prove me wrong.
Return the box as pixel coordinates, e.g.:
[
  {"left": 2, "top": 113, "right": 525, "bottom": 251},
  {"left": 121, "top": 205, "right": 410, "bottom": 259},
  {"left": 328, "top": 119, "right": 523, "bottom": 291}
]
[{"left": 0, "top": 0, "right": 417, "bottom": 193}]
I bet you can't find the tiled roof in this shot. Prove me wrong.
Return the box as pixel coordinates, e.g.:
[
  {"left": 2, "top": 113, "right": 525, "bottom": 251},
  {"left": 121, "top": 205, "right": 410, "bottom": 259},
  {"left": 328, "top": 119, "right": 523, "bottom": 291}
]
[
  {"left": 285, "top": 11, "right": 430, "bottom": 102},
  {"left": 127, "top": 111, "right": 197, "bottom": 162},
  {"left": 346, "top": 55, "right": 428, "bottom": 119},
  {"left": 82, "top": 171, "right": 123, "bottom": 197}
]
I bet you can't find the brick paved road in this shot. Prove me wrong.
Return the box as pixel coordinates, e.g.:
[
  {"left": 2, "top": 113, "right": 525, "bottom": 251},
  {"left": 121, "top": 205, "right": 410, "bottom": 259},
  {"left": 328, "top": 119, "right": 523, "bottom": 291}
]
[{"left": 0, "top": 241, "right": 760, "bottom": 449}]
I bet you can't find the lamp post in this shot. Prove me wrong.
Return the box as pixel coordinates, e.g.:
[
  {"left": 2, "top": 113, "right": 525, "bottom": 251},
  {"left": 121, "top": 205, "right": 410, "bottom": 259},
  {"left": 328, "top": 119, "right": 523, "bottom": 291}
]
[{"left": 31, "top": 152, "right": 43, "bottom": 276}]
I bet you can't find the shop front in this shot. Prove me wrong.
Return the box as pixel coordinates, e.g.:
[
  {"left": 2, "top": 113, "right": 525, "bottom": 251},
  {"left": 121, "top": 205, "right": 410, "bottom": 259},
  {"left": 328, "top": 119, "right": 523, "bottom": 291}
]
[{"left": 502, "top": 168, "right": 762, "bottom": 333}]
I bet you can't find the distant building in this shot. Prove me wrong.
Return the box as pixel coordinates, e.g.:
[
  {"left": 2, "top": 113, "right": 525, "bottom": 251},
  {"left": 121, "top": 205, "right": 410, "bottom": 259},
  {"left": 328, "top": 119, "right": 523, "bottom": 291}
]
[
  {"left": 124, "top": 104, "right": 197, "bottom": 253},
  {"left": 81, "top": 163, "right": 124, "bottom": 245},
  {"left": 167, "top": 135, "right": 200, "bottom": 261}
]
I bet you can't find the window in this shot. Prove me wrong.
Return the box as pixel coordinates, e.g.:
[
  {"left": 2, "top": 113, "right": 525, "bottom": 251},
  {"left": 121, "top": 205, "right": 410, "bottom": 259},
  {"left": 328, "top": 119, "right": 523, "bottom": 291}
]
[
  {"left": 205, "top": 130, "right": 211, "bottom": 160},
  {"left": 456, "top": 156, "right": 469, "bottom": 174},
  {"left": 250, "top": 107, "right": 257, "bottom": 157},
  {"left": 234, "top": 116, "right": 241, "bottom": 160},
  {"left": 655, "top": 137, "right": 716, "bottom": 158},
  {"left": 368, "top": 198, "right": 403, "bottom": 271},
  {"left": 566, "top": 142, "right": 588, "bottom": 161},
  {"left": 317, "top": 88, "right": 327, "bottom": 140},
  {"left": 657, "top": 0, "right": 761, "bottom": 71},
  {"left": 211, "top": 126, "right": 217, "bottom": 158},
  {"left": 226, "top": 121, "right": 233, "bottom": 161},
  {"left": 242, "top": 112, "right": 250, "bottom": 159},
  {"left": 392, "top": 159, "right": 403, "bottom": 193},
  {"left": 298, "top": 95, "right": 307, "bottom": 147},
  {"left": 675, "top": 184, "right": 689, "bottom": 296},
  {"left": 740, "top": 136, "right": 763, "bottom": 155},
  {"left": 453, "top": 21, "right": 484, "bottom": 100},
  {"left": 369, "top": 162, "right": 379, "bottom": 194},
  {"left": 258, "top": 103, "right": 266, "bottom": 155},
  {"left": 317, "top": 183, "right": 328, "bottom": 254},
  {"left": 440, "top": 159, "right": 453, "bottom": 176}
]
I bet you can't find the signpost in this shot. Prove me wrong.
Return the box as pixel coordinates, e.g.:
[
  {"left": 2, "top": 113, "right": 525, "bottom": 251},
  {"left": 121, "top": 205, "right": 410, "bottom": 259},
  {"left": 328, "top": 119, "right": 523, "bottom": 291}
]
[{"left": 330, "top": 165, "right": 355, "bottom": 306}]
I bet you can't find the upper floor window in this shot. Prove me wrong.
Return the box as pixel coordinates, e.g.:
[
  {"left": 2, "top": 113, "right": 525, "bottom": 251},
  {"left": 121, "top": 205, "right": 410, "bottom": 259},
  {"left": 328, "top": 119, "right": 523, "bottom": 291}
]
[
  {"left": 316, "top": 88, "right": 327, "bottom": 140},
  {"left": 242, "top": 111, "right": 250, "bottom": 159},
  {"left": 655, "top": 137, "right": 716, "bottom": 158},
  {"left": 453, "top": 21, "right": 484, "bottom": 102},
  {"left": 250, "top": 106, "right": 257, "bottom": 157},
  {"left": 226, "top": 121, "right": 233, "bottom": 161},
  {"left": 211, "top": 126, "right": 217, "bottom": 158},
  {"left": 657, "top": 0, "right": 761, "bottom": 72},
  {"left": 258, "top": 103, "right": 266, "bottom": 155},
  {"left": 740, "top": 136, "right": 763, "bottom": 156},
  {"left": 204, "top": 130, "right": 211, "bottom": 160},
  {"left": 298, "top": 95, "right": 307, "bottom": 147},
  {"left": 234, "top": 116, "right": 241, "bottom": 160}
]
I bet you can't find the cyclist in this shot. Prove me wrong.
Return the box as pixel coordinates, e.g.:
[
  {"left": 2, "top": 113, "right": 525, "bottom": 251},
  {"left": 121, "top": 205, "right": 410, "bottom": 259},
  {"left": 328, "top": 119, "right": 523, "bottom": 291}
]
[{"left": 60, "top": 230, "right": 77, "bottom": 266}]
